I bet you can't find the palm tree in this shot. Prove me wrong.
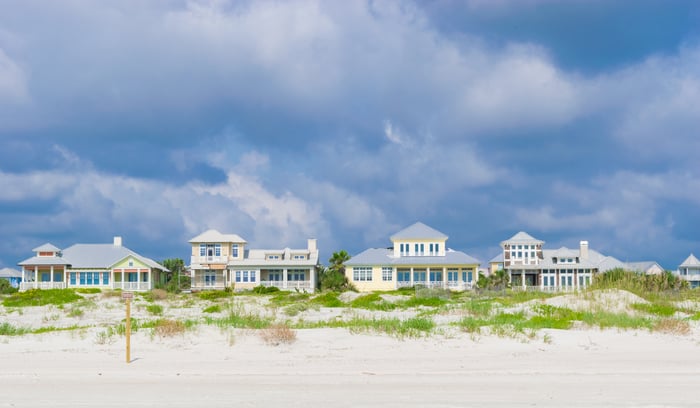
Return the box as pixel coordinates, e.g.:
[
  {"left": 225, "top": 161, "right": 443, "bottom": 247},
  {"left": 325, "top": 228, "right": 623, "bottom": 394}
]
[{"left": 328, "top": 250, "right": 350, "bottom": 274}]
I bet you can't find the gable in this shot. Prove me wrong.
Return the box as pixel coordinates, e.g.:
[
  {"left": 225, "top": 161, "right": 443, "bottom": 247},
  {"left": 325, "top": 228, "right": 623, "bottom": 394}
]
[{"left": 113, "top": 256, "right": 149, "bottom": 269}]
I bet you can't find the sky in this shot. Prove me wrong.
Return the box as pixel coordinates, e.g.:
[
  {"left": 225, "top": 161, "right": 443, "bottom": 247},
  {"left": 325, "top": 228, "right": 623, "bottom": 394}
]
[{"left": 1, "top": 0, "right": 700, "bottom": 270}]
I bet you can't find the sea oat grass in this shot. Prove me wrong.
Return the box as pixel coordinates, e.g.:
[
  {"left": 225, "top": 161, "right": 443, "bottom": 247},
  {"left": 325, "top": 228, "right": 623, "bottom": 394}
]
[{"left": 259, "top": 324, "right": 297, "bottom": 345}]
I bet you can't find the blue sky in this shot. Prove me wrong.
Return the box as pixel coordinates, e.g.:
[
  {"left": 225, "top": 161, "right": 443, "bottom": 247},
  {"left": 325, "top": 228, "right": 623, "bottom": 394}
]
[{"left": 1, "top": 0, "right": 699, "bottom": 270}]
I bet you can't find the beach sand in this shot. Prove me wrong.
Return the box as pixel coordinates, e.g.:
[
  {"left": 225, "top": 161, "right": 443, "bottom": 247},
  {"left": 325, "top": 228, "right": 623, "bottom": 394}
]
[{"left": 1, "top": 293, "right": 699, "bottom": 407}]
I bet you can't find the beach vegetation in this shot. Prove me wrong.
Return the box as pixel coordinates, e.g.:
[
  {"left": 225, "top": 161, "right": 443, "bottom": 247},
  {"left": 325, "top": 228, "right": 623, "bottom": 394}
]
[
  {"left": 197, "top": 290, "right": 234, "bottom": 301},
  {"left": 259, "top": 323, "right": 297, "bottom": 345},
  {"left": 146, "top": 304, "right": 164, "bottom": 315},
  {"left": 203, "top": 304, "right": 222, "bottom": 313},
  {"left": 3, "top": 289, "right": 83, "bottom": 307},
  {"left": 0, "top": 279, "right": 19, "bottom": 294}
]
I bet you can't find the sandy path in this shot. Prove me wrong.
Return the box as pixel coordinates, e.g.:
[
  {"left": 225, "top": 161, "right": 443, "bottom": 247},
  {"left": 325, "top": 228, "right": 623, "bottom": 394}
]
[{"left": 1, "top": 327, "right": 699, "bottom": 407}]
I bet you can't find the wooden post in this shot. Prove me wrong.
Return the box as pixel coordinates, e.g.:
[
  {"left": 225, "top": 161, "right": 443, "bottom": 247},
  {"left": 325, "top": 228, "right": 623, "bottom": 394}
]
[
  {"left": 122, "top": 291, "right": 133, "bottom": 363},
  {"left": 126, "top": 297, "right": 131, "bottom": 363}
]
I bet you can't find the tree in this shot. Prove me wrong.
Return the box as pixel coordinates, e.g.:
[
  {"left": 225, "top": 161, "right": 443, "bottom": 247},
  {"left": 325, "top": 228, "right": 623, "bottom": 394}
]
[
  {"left": 319, "top": 250, "right": 353, "bottom": 291},
  {"left": 159, "top": 258, "right": 190, "bottom": 293}
]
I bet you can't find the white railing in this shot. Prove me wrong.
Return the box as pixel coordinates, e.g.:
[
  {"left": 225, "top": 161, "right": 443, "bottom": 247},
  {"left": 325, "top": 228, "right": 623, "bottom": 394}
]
[
  {"left": 512, "top": 286, "right": 579, "bottom": 292},
  {"left": 259, "top": 281, "right": 311, "bottom": 290},
  {"left": 190, "top": 256, "right": 228, "bottom": 265},
  {"left": 191, "top": 283, "right": 227, "bottom": 290},
  {"left": 19, "top": 282, "right": 66, "bottom": 291},
  {"left": 113, "top": 282, "right": 150, "bottom": 291}
]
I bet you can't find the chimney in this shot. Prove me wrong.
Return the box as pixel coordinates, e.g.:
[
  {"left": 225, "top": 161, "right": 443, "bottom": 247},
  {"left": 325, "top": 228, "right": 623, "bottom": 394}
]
[
  {"left": 114, "top": 236, "right": 122, "bottom": 247},
  {"left": 307, "top": 238, "right": 317, "bottom": 252},
  {"left": 580, "top": 241, "right": 589, "bottom": 260}
]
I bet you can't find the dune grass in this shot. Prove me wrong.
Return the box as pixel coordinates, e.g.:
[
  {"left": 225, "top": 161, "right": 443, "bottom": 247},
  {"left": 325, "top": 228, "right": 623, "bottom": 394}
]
[{"left": 3, "top": 289, "right": 83, "bottom": 307}]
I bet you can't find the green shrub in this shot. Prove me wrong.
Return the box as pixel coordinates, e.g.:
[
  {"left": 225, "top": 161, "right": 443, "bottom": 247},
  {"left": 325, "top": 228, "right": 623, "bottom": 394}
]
[
  {"left": 146, "top": 304, "right": 164, "bottom": 315},
  {"left": 0, "top": 322, "right": 29, "bottom": 336},
  {"left": 630, "top": 302, "right": 677, "bottom": 317},
  {"left": 252, "top": 285, "right": 281, "bottom": 294},
  {"left": 350, "top": 293, "right": 396, "bottom": 311},
  {"left": 197, "top": 290, "right": 234, "bottom": 301},
  {"left": 0, "top": 280, "right": 18, "bottom": 294},
  {"left": 3, "top": 289, "right": 83, "bottom": 307},
  {"left": 203, "top": 304, "right": 222, "bottom": 313},
  {"left": 75, "top": 288, "right": 101, "bottom": 294},
  {"left": 311, "top": 292, "right": 344, "bottom": 307}
]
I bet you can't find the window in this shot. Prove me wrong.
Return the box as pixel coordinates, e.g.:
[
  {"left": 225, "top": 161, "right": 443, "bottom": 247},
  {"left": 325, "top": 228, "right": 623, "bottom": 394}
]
[
  {"left": 419, "top": 243, "right": 424, "bottom": 255},
  {"left": 429, "top": 271, "right": 442, "bottom": 282},
  {"left": 232, "top": 244, "right": 239, "bottom": 258},
  {"left": 199, "top": 244, "right": 206, "bottom": 256},
  {"left": 531, "top": 251, "right": 535, "bottom": 258},
  {"left": 215, "top": 244, "right": 221, "bottom": 257},
  {"left": 79, "top": 273, "right": 86, "bottom": 285},
  {"left": 250, "top": 271, "right": 256, "bottom": 282},
  {"left": 414, "top": 244, "right": 419, "bottom": 255},
  {"left": 448, "top": 270, "right": 458, "bottom": 282},
  {"left": 205, "top": 271, "right": 216, "bottom": 286},
  {"left": 413, "top": 271, "right": 426, "bottom": 282},
  {"left": 293, "top": 255, "right": 307, "bottom": 260},
  {"left": 353, "top": 267, "right": 372, "bottom": 281},
  {"left": 382, "top": 267, "right": 392, "bottom": 281},
  {"left": 268, "top": 255, "right": 280, "bottom": 260},
  {"left": 70, "top": 272, "right": 76, "bottom": 285},
  {"left": 467, "top": 271, "right": 473, "bottom": 282},
  {"left": 243, "top": 271, "right": 249, "bottom": 282},
  {"left": 93, "top": 272, "right": 100, "bottom": 285},
  {"left": 103, "top": 272, "right": 110, "bottom": 285},
  {"left": 288, "top": 270, "right": 306, "bottom": 281},
  {"left": 235, "top": 271, "right": 241, "bottom": 282},
  {"left": 435, "top": 243, "right": 439, "bottom": 254},
  {"left": 397, "top": 270, "right": 410, "bottom": 282}
]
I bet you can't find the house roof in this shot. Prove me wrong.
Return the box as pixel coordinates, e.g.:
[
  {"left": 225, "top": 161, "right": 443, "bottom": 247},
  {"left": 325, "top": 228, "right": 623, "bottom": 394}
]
[
  {"left": 489, "top": 253, "right": 504, "bottom": 263},
  {"left": 346, "top": 247, "right": 480, "bottom": 267},
  {"left": 680, "top": 253, "right": 700, "bottom": 268},
  {"left": 32, "top": 243, "right": 61, "bottom": 252},
  {"left": 0, "top": 267, "right": 22, "bottom": 278},
  {"left": 189, "top": 229, "right": 247, "bottom": 244},
  {"left": 19, "top": 243, "right": 167, "bottom": 271},
  {"left": 625, "top": 261, "right": 663, "bottom": 273},
  {"left": 228, "top": 247, "right": 319, "bottom": 268},
  {"left": 501, "top": 231, "right": 544, "bottom": 246},
  {"left": 18, "top": 256, "right": 71, "bottom": 266},
  {"left": 390, "top": 222, "right": 448, "bottom": 241}
]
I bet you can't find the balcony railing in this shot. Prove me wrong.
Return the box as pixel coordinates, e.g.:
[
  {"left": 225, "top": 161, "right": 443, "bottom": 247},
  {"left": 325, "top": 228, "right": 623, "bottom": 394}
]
[{"left": 190, "top": 256, "right": 228, "bottom": 265}]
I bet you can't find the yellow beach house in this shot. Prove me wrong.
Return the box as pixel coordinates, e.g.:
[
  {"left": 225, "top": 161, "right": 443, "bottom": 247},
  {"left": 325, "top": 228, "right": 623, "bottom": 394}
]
[
  {"left": 345, "top": 222, "right": 480, "bottom": 292},
  {"left": 188, "top": 229, "right": 319, "bottom": 292},
  {"left": 17, "top": 237, "right": 169, "bottom": 291}
]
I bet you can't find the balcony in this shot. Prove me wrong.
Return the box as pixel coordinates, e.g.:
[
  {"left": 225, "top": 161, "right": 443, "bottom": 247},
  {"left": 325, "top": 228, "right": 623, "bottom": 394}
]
[{"left": 191, "top": 256, "right": 228, "bottom": 265}]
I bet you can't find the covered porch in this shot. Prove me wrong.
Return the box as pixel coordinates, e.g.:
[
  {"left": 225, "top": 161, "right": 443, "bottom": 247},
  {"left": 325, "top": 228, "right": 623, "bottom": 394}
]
[
  {"left": 191, "top": 268, "right": 227, "bottom": 291},
  {"left": 19, "top": 265, "right": 67, "bottom": 291},
  {"left": 258, "top": 268, "right": 315, "bottom": 292},
  {"left": 396, "top": 266, "right": 476, "bottom": 291}
]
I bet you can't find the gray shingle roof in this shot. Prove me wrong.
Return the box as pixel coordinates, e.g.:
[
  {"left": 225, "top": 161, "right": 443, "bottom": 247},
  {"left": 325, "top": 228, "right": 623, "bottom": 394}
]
[
  {"left": 346, "top": 248, "right": 480, "bottom": 267},
  {"left": 32, "top": 243, "right": 61, "bottom": 252},
  {"left": 19, "top": 243, "right": 167, "bottom": 271},
  {"left": 501, "top": 231, "right": 544, "bottom": 247},
  {"left": 390, "top": 222, "right": 448, "bottom": 240},
  {"left": 680, "top": 254, "right": 700, "bottom": 268},
  {"left": 489, "top": 253, "right": 504, "bottom": 263},
  {"left": 189, "top": 229, "right": 247, "bottom": 244},
  {"left": 0, "top": 267, "right": 22, "bottom": 278},
  {"left": 18, "top": 256, "right": 71, "bottom": 266}
]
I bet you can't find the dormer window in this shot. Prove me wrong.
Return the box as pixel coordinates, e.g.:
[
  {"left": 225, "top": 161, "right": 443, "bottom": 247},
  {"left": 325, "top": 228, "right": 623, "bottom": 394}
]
[
  {"left": 293, "top": 254, "right": 307, "bottom": 260},
  {"left": 268, "top": 254, "right": 280, "bottom": 260},
  {"left": 128, "top": 259, "right": 134, "bottom": 267}
]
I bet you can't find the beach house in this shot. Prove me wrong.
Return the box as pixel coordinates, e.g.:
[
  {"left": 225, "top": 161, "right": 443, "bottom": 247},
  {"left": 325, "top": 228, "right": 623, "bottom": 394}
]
[
  {"left": 188, "top": 229, "right": 319, "bottom": 292},
  {"left": 0, "top": 267, "right": 23, "bottom": 288},
  {"left": 345, "top": 222, "right": 480, "bottom": 292},
  {"left": 497, "top": 231, "right": 660, "bottom": 291},
  {"left": 678, "top": 254, "right": 700, "bottom": 288},
  {"left": 17, "top": 237, "right": 168, "bottom": 291}
]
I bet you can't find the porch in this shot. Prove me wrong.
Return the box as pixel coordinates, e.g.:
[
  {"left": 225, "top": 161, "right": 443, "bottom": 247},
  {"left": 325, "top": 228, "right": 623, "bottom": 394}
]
[
  {"left": 395, "top": 267, "right": 477, "bottom": 291},
  {"left": 259, "top": 280, "right": 312, "bottom": 290}
]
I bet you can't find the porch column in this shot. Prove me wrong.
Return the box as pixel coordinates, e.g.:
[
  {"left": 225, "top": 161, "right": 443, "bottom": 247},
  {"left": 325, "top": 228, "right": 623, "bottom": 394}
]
[
  {"left": 148, "top": 269, "right": 152, "bottom": 291},
  {"left": 122, "top": 270, "right": 125, "bottom": 290},
  {"left": 110, "top": 270, "right": 114, "bottom": 290},
  {"left": 34, "top": 266, "right": 38, "bottom": 289},
  {"left": 426, "top": 267, "right": 430, "bottom": 287},
  {"left": 50, "top": 266, "right": 54, "bottom": 284},
  {"left": 283, "top": 268, "right": 288, "bottom": 289},
  {"left": 410, "top": 267, "right": 414, "bottom": 286},
  {"left": 309, "top": 267, "right": 315, "bottom": 292},
  {"left": 21, "top": 268, "right": 25, "bottom": 287},
  {"left": 540, "top": 272, "right": 544, "bottom": 290},
  {"left": 443, "top": 267, "right": 447, "bottom": 289},
  {"left": 521, "top": 271, "right": 525, "bottom": 289}
]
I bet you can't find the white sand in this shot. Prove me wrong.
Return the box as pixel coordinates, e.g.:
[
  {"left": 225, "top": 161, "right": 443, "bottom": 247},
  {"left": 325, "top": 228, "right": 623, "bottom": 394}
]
[{"left": 2, "top": 293, "right": 700, "bottom": 407}]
